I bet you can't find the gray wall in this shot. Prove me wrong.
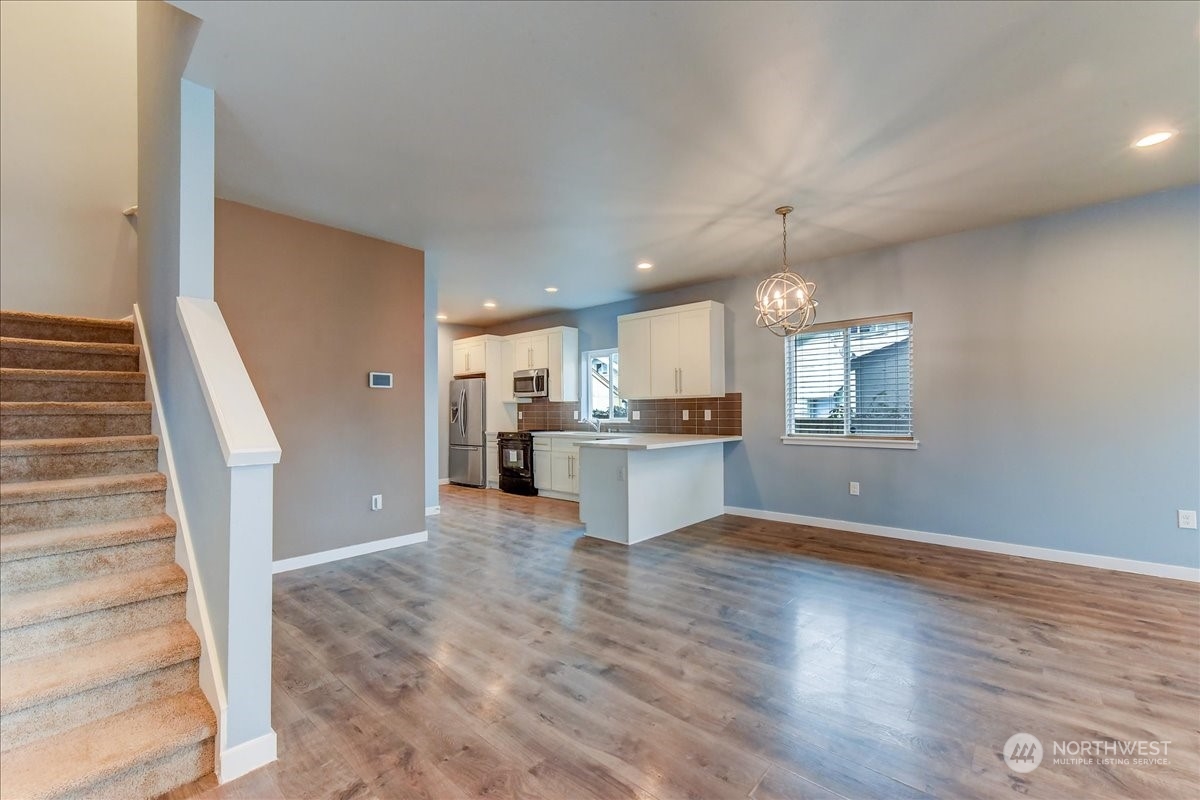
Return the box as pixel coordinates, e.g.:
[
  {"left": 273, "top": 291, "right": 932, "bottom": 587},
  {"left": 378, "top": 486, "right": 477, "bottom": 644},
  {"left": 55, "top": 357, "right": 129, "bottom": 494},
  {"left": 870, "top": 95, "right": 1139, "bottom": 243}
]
[
  {"left": 487, "top": 186, "right": 1200, "bottom": 569},
  {"left": 214, "top": 200, "right": 426, "bottom": 561},
  {"left": 0, "top": 0, "right": 138, "bottom": 318},
  {"left": 437, "top": 322, "right": 484, "bottom": 481}
]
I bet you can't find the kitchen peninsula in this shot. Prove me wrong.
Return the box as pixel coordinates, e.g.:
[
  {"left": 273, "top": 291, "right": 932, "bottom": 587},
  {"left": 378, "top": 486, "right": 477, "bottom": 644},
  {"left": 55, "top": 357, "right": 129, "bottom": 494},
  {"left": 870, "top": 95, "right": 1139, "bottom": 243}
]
[{"left": 577, "top": 434, "right": 741, "bottom": 544}]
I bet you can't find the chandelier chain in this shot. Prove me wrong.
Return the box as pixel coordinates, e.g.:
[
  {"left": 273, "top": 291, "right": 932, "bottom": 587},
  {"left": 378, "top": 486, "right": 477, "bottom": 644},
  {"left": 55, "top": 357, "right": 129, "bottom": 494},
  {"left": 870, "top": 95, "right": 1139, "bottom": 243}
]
[{"left": 781, "top": 209, "right": 787, "bottom": 268}]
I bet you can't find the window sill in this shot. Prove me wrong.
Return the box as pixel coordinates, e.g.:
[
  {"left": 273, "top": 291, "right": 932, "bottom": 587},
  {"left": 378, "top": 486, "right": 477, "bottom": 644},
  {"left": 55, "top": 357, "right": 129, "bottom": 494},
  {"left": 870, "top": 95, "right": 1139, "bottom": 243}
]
[{"left": 780, "top": 436, "right": 919, "bottom": 450}]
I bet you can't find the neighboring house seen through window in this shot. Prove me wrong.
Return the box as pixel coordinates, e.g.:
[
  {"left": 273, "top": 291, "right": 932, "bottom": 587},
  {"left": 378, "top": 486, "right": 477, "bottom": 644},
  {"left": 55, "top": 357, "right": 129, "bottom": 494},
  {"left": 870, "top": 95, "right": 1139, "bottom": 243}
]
[
  {"left": 785, "top": 314, "right": 913, "bottom": 441},
  {"left": 584, "top": 349, "right": 627, "bottom": 423}
]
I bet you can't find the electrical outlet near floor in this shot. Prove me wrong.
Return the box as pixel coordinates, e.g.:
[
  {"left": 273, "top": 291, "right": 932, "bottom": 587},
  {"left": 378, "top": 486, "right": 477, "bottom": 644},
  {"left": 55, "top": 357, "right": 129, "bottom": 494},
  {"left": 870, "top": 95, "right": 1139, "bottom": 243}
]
[
  {"left": 1179, "top": 510, "right": 1198, "bottom": 529},
  {"left": 849, "top": 482, "right": 860, "bottom": 496},
  {"left": 371, "top": 494, "right": 383, "bottom": 511}
]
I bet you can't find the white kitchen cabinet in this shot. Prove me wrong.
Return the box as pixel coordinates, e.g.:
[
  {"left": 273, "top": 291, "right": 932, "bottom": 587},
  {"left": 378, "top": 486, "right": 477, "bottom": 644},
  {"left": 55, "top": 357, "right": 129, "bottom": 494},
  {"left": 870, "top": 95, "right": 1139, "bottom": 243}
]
[
  {"left": 649, "top": 313, "right": 679, "bottom": 397},
  {"left": 616, "top": 317, "right": 651, "bottom": 399},
  {"left": 486, "top": 437, "right": 499, "bottom": 488},
  {"left": 497, "top": 340, "right": 515, "bottom": 403},
  {"left": 616, "top": 301, "right": 725, "bottom": 399},
  {"left": 530, "top": 435, "right": 582, "bottom": 498},
  {"left": 510, "top": 334, "right": 550, "bottom": 371},
  {"left": 532, "top": 450, "right": 552, "bottom": 491},
  {"left": 452, "top": 336, "right": 487, "bottom": 376},
  {"left": 551, "top": 452, "right": 575, "bottom": 495},
  {"left": 503, "top": 326, "right": 579, "bottom": 402}
]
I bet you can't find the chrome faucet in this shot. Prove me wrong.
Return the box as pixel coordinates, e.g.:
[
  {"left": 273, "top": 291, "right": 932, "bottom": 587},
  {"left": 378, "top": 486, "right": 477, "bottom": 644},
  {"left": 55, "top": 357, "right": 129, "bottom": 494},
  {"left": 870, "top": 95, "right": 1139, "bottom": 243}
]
[{"left": 586, "top": 417, "right": 601, "bottom": 433}]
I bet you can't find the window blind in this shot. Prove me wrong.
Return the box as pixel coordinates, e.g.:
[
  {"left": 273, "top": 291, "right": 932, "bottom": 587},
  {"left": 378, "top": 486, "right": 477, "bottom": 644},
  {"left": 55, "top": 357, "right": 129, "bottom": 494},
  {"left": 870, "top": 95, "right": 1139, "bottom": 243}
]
[{"left": 785, "top": 315, "right": 913, "bottom": 438}]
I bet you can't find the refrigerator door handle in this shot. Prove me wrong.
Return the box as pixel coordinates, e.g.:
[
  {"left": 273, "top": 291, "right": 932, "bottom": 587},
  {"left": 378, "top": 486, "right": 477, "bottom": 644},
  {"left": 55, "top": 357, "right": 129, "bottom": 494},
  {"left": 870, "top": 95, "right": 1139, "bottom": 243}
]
[{"left": 459, "top": 387, "right": 467, "bottom": 439}]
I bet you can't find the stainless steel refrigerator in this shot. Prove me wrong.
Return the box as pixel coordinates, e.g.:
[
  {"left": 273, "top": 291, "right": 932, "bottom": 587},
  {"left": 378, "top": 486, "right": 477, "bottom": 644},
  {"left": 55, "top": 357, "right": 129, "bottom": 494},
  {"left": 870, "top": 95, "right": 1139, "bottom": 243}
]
[{"left": 448, "top": 377, "right": 486, "bottom": 487}]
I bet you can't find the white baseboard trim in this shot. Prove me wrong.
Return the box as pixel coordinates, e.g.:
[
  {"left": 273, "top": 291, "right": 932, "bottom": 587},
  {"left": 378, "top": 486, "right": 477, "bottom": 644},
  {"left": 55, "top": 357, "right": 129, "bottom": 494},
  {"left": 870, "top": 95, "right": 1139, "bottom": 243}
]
[
  {"left": 425, "top": 505, "right": 441, "bottom": 516},
  {"left": 438, "top": 478, "right": 450, "bottom": 485},
  {"left": 272, "top": 531, "right": 428, "bottom": 574},
  {"left": 723, "top": 506, "right": 1199, "bottom": 583},
  {"left": 218, "top": 730, "right": 277, "bottom": 783}
]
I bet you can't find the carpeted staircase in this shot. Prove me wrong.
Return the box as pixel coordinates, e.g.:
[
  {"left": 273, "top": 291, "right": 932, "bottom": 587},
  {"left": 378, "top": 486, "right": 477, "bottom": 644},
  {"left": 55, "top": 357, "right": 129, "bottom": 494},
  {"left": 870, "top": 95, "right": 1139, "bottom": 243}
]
[{"left": 0, "top": 310, "right": 216, "bottom": 799}]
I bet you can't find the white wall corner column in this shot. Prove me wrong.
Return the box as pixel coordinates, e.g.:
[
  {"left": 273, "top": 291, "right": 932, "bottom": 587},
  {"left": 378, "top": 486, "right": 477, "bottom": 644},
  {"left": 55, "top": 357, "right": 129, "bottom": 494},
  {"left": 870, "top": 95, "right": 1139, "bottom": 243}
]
[{"left": 179, "top": 79, "right": 214, "bottom": 300}]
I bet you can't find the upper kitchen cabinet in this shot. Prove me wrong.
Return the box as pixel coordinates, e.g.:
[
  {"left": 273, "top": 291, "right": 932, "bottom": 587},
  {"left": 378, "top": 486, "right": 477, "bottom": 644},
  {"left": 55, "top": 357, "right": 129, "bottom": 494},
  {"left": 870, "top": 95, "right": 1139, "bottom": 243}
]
[
  {"left": 452, "top": 336, "right": 488, "bottom": 376},
  {"left": 506, "top": 326, "right": 579, "bottom": 403},
  {"left": 510, "top": 333, "right": 550, "bottom": 371},
  {"left": 617, "top": 301, "right": 725, "bottom": 399}
]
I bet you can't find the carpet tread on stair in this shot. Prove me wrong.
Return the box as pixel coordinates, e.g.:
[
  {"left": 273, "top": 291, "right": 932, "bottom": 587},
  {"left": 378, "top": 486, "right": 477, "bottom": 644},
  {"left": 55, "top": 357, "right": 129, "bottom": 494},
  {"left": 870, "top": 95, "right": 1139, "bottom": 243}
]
[{"left": 0, "top": 309, "right": 216, "bottom": 798}]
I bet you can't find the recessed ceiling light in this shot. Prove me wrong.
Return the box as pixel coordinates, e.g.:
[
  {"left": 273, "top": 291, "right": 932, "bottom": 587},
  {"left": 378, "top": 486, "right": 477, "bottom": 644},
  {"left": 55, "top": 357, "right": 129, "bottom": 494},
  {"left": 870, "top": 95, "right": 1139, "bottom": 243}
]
[
  {"left": 544, "top": 286, "right": 558, "bottom": 293},
  {"left": 482, "top": 301, "right": 497, "bottom": 308},
  {"left": 637, "top": 262, "right": 654, "bottom": 270},
  {"left": 1132, "top": 130, "right": 1175, "bottom": 148},
  {"left": 435, "top": 313, "right": 448, "bottom": 321}
]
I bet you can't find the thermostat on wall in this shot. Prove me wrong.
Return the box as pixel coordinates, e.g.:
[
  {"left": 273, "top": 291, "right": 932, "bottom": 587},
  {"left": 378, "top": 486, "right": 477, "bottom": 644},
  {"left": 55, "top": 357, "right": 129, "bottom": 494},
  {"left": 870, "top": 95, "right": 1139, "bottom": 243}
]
[{"left": 368, "top": 372, "right": 393, "bottom": 389}]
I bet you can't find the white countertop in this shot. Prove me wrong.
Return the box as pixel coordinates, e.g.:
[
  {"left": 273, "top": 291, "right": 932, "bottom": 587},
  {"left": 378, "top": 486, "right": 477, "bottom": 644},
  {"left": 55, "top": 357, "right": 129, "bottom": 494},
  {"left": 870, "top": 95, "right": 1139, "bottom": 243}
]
[{"left": 576, "top": 433, "right": 742, "bottom": 450}]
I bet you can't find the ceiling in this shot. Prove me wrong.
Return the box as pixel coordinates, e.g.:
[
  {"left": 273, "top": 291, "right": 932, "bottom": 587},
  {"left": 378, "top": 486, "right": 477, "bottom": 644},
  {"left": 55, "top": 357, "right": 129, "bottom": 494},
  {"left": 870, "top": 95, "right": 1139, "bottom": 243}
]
[{"left": 173, "top": 1, "right": 1198, "bottom": 326}]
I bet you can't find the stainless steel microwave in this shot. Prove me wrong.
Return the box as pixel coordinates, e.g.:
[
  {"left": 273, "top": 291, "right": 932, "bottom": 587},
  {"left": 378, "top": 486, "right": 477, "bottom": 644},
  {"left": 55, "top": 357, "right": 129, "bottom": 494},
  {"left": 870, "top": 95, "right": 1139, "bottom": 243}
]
[{"left": 513, "top": 368, "right": 548, "bottom": 398}]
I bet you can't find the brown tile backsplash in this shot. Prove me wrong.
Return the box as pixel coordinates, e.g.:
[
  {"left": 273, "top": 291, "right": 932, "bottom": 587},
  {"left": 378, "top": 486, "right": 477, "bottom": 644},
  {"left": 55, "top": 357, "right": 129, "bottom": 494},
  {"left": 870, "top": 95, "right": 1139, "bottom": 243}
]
[{"left": 516, "top": 393, "right": 741, "bottom": 436}]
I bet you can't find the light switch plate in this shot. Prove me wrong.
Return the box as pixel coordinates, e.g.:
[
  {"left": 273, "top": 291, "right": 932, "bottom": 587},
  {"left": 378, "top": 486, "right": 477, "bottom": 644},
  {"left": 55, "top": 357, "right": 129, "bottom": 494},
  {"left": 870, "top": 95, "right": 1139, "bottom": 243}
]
[
  {"left": 849, "top": 482, "right": 860, "bottom": 496},
  {"left": 370, "top": 494, "right": 383, "bottom": 511}
]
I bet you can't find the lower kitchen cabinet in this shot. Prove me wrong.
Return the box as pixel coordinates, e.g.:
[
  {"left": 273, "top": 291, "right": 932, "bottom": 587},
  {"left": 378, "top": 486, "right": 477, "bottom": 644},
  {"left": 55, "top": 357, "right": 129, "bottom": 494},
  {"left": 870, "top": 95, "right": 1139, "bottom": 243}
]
[
  {"left": 550, "top": 452, "right": 580, "bottom": 495},
  {"left": 532, "top": 450, "right": 552, "bottom": 491}
]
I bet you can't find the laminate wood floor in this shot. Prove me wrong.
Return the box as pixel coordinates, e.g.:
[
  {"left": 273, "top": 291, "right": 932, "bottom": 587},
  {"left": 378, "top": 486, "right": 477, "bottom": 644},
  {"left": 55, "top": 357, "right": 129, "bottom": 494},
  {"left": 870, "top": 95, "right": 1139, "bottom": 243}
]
[{"left": 169, "top": 485, "right": 1199, "bottom": 800}]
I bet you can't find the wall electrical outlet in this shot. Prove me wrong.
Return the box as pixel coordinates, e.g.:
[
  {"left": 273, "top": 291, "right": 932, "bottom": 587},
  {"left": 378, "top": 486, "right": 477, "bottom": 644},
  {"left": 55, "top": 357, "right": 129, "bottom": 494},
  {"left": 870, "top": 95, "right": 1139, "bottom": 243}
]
[
  {"left": 704, "top": 409, "right": 712, "bottom": 421},
  {"left": 1179, "top": 510, "right": 1198, "bottom": 529},
  {"left": 682, "top": 409, "right": 689, "bottom": 421},
  {"left": 518, "top": 411, "right": 523, "bottom": 420},
  {"left": 849, "top": 482, "right": 860, "bottom": 496},
  {"left": 371, "top": 494, "right": 383, "bottom": 511},
  {"left": 573, "top": 410, "right": 579, "bottom": 420},
  {"left": 632, "top": 410, "right": 641, "bottom": 421}
]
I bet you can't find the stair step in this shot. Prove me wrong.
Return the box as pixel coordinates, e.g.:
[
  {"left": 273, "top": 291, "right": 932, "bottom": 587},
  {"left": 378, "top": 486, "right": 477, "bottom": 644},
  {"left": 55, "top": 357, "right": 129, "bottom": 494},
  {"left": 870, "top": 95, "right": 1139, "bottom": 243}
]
[
  {"left": 0, "top": 401, "right": 151, "bottom": 438},
  {"left": 0, "top": 434, "right": 159, "bottom": 481},
  {"left": 0, "top": 562, "right": 186, "bottom": 631},
  {"left": 0, "top": 689, "right": 215, "bottom": 800},
  {"left": 1, "top": 513, "right": 176, "bottom": 562},
  {"left": 0, "top": 367, "right": 146, "bottom": 402},
  {"left": 2, "top": 593, "right": 186, "bottom": 663},
  {"left": 0, "top": 660, "right": 197, "bottom": 753},
  {"left": 2, "top": 536, "right": 176, "bottom": 593},
  {"left": 0, "top": 336, "right": 140, "bottom": 372},
  {"left": 0, "top": 310, "right": 135, "bottom": 345},
  {"left": 0, "top": 472, "right": 166, "bottom": 532},
  {"left": 2, "top": 621, "right": 199, "bottom": 715}
]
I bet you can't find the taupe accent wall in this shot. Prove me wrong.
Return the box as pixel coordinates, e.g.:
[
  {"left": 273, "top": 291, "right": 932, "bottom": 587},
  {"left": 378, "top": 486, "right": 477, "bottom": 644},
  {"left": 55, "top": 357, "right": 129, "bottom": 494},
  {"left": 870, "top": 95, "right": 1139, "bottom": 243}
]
[{"left": 214, "top": 200, "right": 426, "bottom": 561}]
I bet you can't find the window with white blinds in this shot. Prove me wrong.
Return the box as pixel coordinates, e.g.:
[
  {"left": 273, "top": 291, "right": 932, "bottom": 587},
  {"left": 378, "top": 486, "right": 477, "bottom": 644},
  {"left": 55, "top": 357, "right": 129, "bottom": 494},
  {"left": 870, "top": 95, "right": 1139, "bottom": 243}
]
[{"left": 784, "top": 314, "right": 913, "bottom": 440}]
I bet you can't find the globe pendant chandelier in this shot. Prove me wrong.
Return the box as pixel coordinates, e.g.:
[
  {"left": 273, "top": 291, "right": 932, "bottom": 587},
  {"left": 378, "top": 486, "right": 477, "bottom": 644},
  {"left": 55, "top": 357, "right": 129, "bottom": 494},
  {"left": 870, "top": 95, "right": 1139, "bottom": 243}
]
[{"left": 754, "top": 206, "right": 818, "bottom": 336}]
